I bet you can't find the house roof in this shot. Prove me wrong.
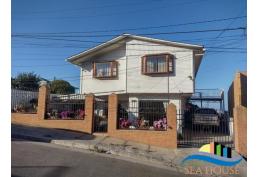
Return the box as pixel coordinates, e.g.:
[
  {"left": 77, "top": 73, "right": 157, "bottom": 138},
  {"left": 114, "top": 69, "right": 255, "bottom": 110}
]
[{"left": 66, "top": 34, "right": 205, "bottom": 65}]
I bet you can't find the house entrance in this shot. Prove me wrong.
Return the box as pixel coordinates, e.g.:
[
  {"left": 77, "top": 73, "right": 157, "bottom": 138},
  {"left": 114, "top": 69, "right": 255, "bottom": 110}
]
[{"left": 93, "top": 97, "right": 108, "bottom": 133}]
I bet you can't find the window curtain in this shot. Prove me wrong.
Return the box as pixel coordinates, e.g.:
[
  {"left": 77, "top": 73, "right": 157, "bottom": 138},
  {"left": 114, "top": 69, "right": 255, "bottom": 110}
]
[
  {"left": 158, "top": 58, "right": 166, "bottom": 72},
  {"left": 147, "top": 57, "right": 155, "bottom": 73},
  {"left": 146, "top": 56, "right": 166, "bottom": 73},
  {"left": 96, "top": 63, "right": 111, "bottom": 77}
]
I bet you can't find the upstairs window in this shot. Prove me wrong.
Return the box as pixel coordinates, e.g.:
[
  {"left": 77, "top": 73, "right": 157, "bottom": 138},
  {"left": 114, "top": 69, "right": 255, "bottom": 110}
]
[
  {"left": 93, "top": 61, "right": 117, "bottom": 78},
  {"left": 141, "top": 53, "right": 173, "bottom": 74}
]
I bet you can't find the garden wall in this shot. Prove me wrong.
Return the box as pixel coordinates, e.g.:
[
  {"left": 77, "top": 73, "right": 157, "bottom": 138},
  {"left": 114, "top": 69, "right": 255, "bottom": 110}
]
[
  {"left": 12, "top": 85, "right": 178, "bottom": 149},
  {"left": 107, "top": 94, "right": 177, "bottom": 148},
  {"left": 11, "top": 89, "right": 39, "bottom": 112},
  {"left": 11, "top": 85, "right": 94, "bottom": 134}
]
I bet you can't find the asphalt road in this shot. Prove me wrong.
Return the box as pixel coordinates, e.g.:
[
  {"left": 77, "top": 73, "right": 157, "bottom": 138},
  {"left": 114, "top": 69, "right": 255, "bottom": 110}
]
[{"left": 12, "top": 139, "right": 190, "bottom": 177}]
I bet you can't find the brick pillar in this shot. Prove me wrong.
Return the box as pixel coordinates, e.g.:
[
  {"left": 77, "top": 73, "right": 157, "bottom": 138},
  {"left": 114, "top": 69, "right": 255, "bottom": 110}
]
[
  {"left": 234, "top": 105, "right": 247, "bottom": 157},
  {"left": 166, "top": 103, "right": 177, "bottom": 148},
  {"left": 37, "top": 85, "right": 49, "bottom": 120},
  {"left": 85, "top": 94, "right": 94, "bottom": 134},
  {"left": 108, "top": 93, "right": 118, "bottom": 134}
]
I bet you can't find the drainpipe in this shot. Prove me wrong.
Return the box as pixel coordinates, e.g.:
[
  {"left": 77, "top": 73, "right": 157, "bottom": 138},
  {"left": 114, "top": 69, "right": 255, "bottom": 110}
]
[
  {"left": 80, "top": 68, "right": 83, "bottom": 94},
  {"left": 125, "top": 55, "right": 128, "bottom": 94}
]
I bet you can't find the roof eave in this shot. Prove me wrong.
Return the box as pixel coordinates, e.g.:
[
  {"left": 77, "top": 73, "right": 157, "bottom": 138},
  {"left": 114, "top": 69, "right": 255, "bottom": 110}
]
[
  {"left": 66, "top": 34, "right": 205, "bottom": 65},
  {"left": 66, "top": 35, "right": 128, "bottom": 64}
]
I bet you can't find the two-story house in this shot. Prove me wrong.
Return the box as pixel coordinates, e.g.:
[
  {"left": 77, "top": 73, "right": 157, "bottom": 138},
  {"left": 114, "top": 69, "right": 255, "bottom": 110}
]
[{"left": 67, "top": 34, "right": 205, "bottom": 113}]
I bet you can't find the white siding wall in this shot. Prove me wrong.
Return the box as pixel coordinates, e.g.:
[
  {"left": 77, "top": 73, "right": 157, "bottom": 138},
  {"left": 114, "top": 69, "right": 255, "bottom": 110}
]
[
  {"left": 80, "top": 46, "right": 126, "bottom": 95},
  {"left": 80, "top": 39, "right": 195, "bottom": 96},
  {"left": 126, "top": 39, "right": 194, "bottom": 94}
]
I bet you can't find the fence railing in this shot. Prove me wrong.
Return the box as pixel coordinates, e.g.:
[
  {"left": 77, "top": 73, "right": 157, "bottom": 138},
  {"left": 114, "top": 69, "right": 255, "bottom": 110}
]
[
  {"left": 118, "top": 100, "right": 168, "bottom": 131},
  {"left": 191, "top": 89, "right": 224, "bottom": 99},
  {"left": 11, "top": 88, "right": 39, "bottom": 114},
  {"left": 177, "top": 110, "right": 234, "bottom": 148},
  {"left": 46, "top": 94, "right": 86, "bottom": 120}
]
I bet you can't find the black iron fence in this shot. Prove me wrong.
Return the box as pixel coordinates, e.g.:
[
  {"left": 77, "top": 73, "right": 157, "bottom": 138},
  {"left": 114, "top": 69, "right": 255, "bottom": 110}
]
[
  {"left": 46, "top": 94, "right": 85, "bottom": 120},
  {"left": 118, "top": 100, "right": 168, "bottom": 131},
  {"left": 11, "top": 88, "right": 39, "bottom": 114},
  {"left": 93, "top": 97, "right": 108, "bottom": 132},
  {"left": 177, "top": 110, "right": 234, "bottom": 148}
]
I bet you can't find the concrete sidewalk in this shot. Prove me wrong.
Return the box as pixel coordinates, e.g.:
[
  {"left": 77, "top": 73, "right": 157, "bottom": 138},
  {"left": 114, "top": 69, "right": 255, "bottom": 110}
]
[{"left": 12, "top": 124, "right": 247, "bottom": 177}]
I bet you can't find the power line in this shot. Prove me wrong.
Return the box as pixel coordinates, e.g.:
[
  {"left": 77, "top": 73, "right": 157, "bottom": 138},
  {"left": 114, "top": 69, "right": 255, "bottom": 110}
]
[
  {"left": 12, "top": 51, "right": 246, "bottom": 84},
  {"left": 12, "top": 27, "right": 246, "bottom": 38},
  {"left": 12, "top": 53, "right": 196, "bottom": 80},
  {"left": 11, "top": 40, "right": 246, "bottom": 50},
  {"left": 205, "top": 8, "right": 246, "bottom": 49},
  {"left": 12, "top": 50, "right": 246, "bottom": 69},
  {"left": 11, "top": 34, "right": 246, "bottom": 48},
  {"left": 12, "top": 53, "right": 194, "bottom": 68},
  {"left": 11, "top": 34, "right": 246, "bottom": 47},
  {"left": 12, "top": 43, "right": 246, "bottom": 50},
  {"left": 57, "top": 34, "right": 246, "bottom": 41},
  {"left": 12, "top": 15, "right": 246, "bottom": 35},
  {"left": 206, "top": 50, "right": 246, "bottom": 53}
]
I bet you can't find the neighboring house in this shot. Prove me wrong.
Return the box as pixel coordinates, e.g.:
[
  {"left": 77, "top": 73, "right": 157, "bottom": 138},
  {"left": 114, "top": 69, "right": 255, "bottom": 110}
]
[{"left": 67, "top": 34, "right": 205, "bottom": 112}]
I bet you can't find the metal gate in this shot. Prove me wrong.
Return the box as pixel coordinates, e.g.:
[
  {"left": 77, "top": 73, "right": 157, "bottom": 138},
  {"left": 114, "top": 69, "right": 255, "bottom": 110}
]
[
  {"left": 177, "top": 111, "right": 234, "bottom": 148},
  {"left": 93, "top": 97, "right": 108, "bottom": 132}
]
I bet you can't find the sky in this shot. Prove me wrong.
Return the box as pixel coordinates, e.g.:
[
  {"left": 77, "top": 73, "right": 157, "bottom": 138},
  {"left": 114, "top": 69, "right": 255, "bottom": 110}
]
[{"left": 11, "top": 0, "right": 247, "bottom": 108}]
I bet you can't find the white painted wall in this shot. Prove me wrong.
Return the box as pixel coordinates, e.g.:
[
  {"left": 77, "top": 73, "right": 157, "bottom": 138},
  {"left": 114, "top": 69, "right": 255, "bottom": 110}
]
[
  {"left": 126, "top": 39, "right": 194, "bottom": 94},
  {"left": 80, "top": 38, "right": 195, "bottom": 96},
  {"left": 127, "top": 93, "right": 187, "bottom": 113},
  {"left": 80, "top": 45, "right": 126, "bottom": 95}
]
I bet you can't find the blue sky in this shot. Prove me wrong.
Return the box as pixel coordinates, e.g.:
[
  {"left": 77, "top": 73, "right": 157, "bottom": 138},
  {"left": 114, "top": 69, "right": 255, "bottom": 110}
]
[{"left": 11, "top": 0, "right": 246, "bottom": 108}]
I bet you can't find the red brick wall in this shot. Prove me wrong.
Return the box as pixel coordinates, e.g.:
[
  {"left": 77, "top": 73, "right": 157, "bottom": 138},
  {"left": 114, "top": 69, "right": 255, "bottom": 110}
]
[
  {"left": 228, "top": 72, "right": 247, "bottom": 157},
  {"left": 12, "top": 87, "right": 178, "bottom": 148},
  {"left": 107, "top": 94, "right": 177, "bottom": 149},
  {"left": 11, "top": 85, "right": 94, "bottom": 134}
]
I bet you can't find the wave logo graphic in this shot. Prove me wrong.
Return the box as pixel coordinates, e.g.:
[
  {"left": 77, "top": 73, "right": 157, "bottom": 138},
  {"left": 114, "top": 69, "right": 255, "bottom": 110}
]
[{"left": 182, "top": 142, "right": 242, "bottom": 166}]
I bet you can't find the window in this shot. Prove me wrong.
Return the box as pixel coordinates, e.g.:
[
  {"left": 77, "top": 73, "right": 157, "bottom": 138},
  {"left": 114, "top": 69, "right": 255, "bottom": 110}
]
[
  {"left": 141, "top": 54, "right": 173, "bottom": 74},
  {"left": 93, "top": 61, "right": 117, "bottom": 78}
]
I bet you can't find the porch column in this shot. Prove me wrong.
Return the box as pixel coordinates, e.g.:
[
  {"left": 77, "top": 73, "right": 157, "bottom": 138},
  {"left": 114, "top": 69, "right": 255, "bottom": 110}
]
[
  {"left": 37, "top": 84, "right": 49, "bottom": 120},
  {"left": 108, "top": 93, "right": 118, "bottom": 134},
  {"left": 166, "top": 103, "right": 177, "bottom": 148},
  {"left": 85, "top": 94, "right": 94, "bottom": 134}
]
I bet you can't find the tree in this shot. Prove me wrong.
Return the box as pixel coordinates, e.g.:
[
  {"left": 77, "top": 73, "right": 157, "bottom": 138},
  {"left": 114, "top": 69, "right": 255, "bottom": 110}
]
[
  {"left": 50, "top": 80, "right": 75, "bottom": 94},
  {"left": 11, "top": 72, "right": 41, "bottom": 90}
]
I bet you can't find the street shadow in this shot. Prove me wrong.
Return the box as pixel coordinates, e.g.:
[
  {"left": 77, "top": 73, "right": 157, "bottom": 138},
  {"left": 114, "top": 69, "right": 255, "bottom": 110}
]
[
  {"left": 12, "top": 165, "right": 71, "bottom": 177},
  {"left": 11, "top": 124, "right": 96, "bottom": 143}
]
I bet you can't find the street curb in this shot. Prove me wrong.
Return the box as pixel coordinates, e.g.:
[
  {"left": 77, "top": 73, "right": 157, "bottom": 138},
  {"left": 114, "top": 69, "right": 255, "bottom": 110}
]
[
  {"left": 11, "top": 133, "right": 247, "bottom": 177},
  {"left": 49, "top": 140, "right": 183, "bottom": 174},
  {"left": 13, "top": 135, "right": 182, "bottom": 173},
  {"left": 50, "top": 139, "right": 184, "bottom": 173}
]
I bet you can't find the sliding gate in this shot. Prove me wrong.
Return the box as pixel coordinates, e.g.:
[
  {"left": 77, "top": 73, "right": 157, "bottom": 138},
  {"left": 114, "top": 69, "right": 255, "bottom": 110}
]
[{"left": 177, "top": 111, "right": 234, "bottom": 148}]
